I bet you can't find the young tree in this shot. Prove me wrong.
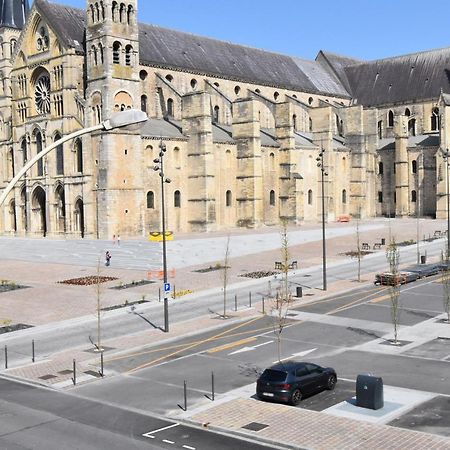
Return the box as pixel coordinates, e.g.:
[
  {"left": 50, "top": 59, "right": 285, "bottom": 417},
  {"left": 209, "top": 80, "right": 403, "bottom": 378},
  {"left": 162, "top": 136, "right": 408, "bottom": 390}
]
[
  {"left": 221, "top": 235, "right": 231, "bottom": 319},
  {"left": 93, "top": 256, "right": 104, "bottom": 352},
  {"left": 386, "top": 238, "right": 401, "bottom": 344},
  {"left": 442, "top": 238, "right": 450, "bottom": 323},
  {"left": 272, "top": 219, "right": 292, "bottom": 362}
]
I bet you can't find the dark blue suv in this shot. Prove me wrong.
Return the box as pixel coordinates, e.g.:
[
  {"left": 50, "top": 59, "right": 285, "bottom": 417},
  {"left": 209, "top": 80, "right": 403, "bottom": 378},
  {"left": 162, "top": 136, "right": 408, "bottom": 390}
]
[{"left": 256, "top": 361, "right": 337, "bottom": 406}]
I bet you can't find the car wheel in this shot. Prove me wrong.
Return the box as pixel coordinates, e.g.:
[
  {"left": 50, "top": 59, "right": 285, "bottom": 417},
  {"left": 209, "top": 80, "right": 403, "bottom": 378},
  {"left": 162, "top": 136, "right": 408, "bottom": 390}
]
[
  {"left": 289, "top": 389, "right": 302, "bottom": 406},
  {"left": 326, "top": 374, "right": 337, "bottom": 390}
]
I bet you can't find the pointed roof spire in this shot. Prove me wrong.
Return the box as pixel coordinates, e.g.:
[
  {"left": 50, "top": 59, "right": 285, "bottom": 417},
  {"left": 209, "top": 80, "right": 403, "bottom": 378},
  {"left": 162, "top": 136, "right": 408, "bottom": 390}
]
[{"left": 0, "top": 0, "right": 29, "bottom": 29}]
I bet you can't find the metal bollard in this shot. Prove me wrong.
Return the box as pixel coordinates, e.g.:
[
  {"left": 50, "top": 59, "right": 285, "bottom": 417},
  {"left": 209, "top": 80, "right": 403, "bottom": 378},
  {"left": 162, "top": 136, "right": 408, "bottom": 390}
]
[
  {"left": 249, "top": 292, "right": 252, "bottom": 308},
  {"left": 158, "top": 287, "right": 161, "bottom": 302},
  {"left": 234, "top": 294, "right": 237, "bottom": 311},
  {"left": 100, "top": 352, "right": 104, "bottom": 377},
  {"left": 173, "top": 285, "right": 176, "bottom": 300},
  {"left": 211, "top": 371, "right": 215, "bottom": 401},
  {"left": 262, "top": 296, "right": 265, "bottom": 314},
  {"left": 4, "top": 345, "right": 7, "bottom": 369},
  {"left": 72, "top": 359, "right": 76, "bottom": 385},
  {"left": 32, "top": 340, "right": 35, "bottom": 363},
  {"left": 183, "top": 380, "right": 187, "bottom": 411}
]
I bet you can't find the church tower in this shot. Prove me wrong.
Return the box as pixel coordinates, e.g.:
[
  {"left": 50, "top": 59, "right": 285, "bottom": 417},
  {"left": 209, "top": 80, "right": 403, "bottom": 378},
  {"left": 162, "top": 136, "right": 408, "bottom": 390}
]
[
  {"left": 0, "top": 0, "right": 29, "bottom": 29},
  {"left": 85, "top": 0, "right": 143, "bottom": 238}
]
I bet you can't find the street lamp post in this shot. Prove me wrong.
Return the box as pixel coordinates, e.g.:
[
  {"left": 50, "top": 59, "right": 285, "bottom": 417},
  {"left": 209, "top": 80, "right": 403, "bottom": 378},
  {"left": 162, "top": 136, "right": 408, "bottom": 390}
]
[
  {"left": 442, "top": 149, "right": 450, "bottom": 261},
  {"left": 316, "top": 149, "right": 328, "bottom": 291},
  {"left": 153, "top": 140, "right": 171, "bottom": 333},
  {"left": 0, "top": 109, "right": 148, "bottom": 208}
]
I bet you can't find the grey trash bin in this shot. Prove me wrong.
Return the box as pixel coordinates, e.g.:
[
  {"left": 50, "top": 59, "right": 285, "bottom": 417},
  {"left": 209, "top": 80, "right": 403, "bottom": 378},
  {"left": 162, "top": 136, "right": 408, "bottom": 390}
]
[
  {"left": 356, "top": 374, "right": 384, "bottom": 410},
  {"left": 381, "top": 238, "right": 386, "bottom": 246},
  {"left": 420, "top": 255, "right": 426, "bottom": 264},
  {"left": 296, "top": 286, "right": 303, "bottom": 298}
]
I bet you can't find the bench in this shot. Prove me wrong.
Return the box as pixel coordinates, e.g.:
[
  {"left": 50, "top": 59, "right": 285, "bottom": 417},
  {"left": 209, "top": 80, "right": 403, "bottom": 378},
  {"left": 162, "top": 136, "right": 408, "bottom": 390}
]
[
  {"left": 373, "top": 243, "right": 382, "bottom": 250},
  {"left": 434, "top": 230, "right": 442, "bottom": 237},
  {"left": 275, "top": 261, "right": 283, "bottom": 270},
  {"left": 362, "top": 243, "right": 370, "bottom": 250},
  {"left": 288, "top": 261, "right": 298, "bottom": 270}
]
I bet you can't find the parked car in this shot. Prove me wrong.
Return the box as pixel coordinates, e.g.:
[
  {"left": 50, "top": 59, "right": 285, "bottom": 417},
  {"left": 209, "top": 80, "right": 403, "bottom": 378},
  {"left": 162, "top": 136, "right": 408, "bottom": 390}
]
[
  {"left": 374, "top": 271, "right": 419, "bottom": 285},
  {"left": 404, "top": 264, "right": 440, "bottom": 278},
  {"left": 256, "top": 361, "right": 337, "bottom": 406}
]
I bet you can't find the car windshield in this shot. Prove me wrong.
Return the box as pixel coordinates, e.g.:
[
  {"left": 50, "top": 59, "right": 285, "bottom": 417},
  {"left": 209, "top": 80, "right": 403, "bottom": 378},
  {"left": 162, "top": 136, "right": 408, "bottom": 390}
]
[{"left": 260, "top": 369, "right": 287, "bottom": 382}]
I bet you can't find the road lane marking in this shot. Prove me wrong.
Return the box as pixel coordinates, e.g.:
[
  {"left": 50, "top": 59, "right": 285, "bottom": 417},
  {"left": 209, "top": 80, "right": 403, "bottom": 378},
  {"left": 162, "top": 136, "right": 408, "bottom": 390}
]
[
  {"left": 274, "top": 348, "right": 317, "bottom": 363},
  {"left": 228, "top": 340, "right": 273, "bottom": 355},
  {"left": 142, "top": 423, "right": 179, "bottom": 437},
  {"left": 128, "top": 316, "right": 262, "bottom": 373},
  {"left": 162, "top": 440, "right": 175, "bottom": 444},
  {"left": 182, "top": 446, "right": 196, "bottom": 450},
  {"left": 207, "top": 337, "right": 256, "bottom": 354}
]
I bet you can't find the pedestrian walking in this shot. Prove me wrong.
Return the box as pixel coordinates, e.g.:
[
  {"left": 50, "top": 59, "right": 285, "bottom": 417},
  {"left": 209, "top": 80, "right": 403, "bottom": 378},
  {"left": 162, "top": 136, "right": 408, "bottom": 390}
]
[
  {"left": 105, "top": 251, "right": 111, "bottom": 266},
  {"left": 112, "top": 234, "right": 116, "bottom": 244},
  {"left": 117, "top": 234, "right": 121, "bottom": 246}
]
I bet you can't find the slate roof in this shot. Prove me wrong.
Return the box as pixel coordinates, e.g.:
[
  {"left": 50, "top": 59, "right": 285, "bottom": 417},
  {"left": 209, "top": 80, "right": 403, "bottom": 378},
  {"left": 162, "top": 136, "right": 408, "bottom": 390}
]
[
  {"left": 35, "top": 0, "right": 84, "bottom": 52},
  {"left": 378, "top": 133, "right": 440, "bottom": 151},
  {"left": 344, "top": 48, "right": 450, "bottom": 107},
  {"left": 0, "top": 0, "right": 29, "bottom": 28},
  {"left": 140, "top": 118, "right": 184, "bottom": 139}
]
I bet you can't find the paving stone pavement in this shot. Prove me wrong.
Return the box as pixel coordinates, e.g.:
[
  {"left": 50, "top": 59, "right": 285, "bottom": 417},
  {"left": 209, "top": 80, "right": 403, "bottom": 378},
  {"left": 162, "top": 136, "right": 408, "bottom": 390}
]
[{"left": 189, "top": 398, "right": 450, "bottom": 450}]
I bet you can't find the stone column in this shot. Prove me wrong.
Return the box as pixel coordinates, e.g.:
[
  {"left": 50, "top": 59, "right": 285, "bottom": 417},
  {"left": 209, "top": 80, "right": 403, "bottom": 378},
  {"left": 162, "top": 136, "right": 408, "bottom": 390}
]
[
  {"left": 232, "top": 98, "right": 263, "bottom": 227},
  {"left": 182, "top": 91, "right": 216, "bottom": 231},
  {"left": 395, "top": 115, "right": 409, "bottom": 217},
  {"left": 275, "top": 102, "right": 297, "bottom": 222}
]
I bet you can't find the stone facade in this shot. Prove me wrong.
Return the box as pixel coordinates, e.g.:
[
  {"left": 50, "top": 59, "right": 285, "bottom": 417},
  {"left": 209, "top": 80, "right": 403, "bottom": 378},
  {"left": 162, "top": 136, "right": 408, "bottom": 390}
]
[{"left": 0, "top": 0, "right": 449, "bottom": 239}]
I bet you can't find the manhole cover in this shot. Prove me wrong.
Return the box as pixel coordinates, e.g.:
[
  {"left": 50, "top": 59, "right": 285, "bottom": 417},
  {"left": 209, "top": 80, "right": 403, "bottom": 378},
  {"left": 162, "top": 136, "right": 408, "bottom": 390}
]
[
  {"left": 39, "top": 374, "right": 57, "bottom": 380},
  {"left": 242, "top": 422, "right": 269, "bottom": 432},
  {"left": 303, "top": 274, "right": 312, "bottom": 277},
  {"left": 58, "top": 370, "right": 74, "bottom": 375}
]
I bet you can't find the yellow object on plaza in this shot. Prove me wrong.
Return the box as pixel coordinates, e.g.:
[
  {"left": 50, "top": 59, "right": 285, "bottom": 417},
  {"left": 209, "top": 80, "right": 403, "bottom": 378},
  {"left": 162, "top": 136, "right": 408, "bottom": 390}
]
[{"left": 148, "top": 231, "right": 174, "bottom": 242}]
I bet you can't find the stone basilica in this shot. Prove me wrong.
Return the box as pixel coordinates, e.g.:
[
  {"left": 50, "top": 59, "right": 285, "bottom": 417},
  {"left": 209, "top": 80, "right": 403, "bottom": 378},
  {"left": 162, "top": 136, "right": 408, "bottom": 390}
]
[{"left": 0, "top": 0, "right": 450, "bottom": 239}]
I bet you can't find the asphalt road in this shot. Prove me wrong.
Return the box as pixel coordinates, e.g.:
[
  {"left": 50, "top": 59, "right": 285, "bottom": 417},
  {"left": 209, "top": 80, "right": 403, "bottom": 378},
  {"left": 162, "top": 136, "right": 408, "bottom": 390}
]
[
  {"left": 0, "top": 377, "right": 274, "bottom": 450},
  {"left": 0, "top": 238, "right": 446, "bottom": 370}
]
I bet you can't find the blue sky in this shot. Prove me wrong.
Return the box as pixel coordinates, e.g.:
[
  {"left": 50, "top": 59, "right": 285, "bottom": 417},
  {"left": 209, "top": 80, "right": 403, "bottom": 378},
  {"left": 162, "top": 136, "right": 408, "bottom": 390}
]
[{"left": 51, "top": 0, "right": 450, "bottom": 61}]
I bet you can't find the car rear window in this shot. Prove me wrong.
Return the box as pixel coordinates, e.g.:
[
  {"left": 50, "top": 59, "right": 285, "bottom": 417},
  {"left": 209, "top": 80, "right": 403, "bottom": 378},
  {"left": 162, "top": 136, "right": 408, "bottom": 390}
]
[{"left": 260, "top": 369, "right": 287, "bottom": 382}]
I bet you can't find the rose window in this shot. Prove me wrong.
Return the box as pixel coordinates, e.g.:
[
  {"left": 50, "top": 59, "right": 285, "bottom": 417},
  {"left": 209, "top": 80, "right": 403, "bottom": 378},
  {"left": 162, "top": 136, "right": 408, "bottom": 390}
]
[{"left": 35, "top": 74, "right": 51, "bottom": 115}]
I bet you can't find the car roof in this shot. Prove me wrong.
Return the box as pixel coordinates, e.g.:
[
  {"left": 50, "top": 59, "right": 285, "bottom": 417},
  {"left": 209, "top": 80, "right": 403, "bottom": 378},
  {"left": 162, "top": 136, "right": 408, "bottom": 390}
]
[{"left": 268, "top": 360, "right": 310, "bottom": 371}]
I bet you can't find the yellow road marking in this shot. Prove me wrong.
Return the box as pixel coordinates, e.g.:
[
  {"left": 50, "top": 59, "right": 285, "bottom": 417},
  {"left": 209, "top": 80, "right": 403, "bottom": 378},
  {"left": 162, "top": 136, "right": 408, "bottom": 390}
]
[
  {"left": 206, "top": 337, "right": 256, "bottom": 354},
  {"left": 127, "top": 316, "right": 262, "bottom": 373},
  {"left": 327, "top": 286, "right": 390, "bottom": 315}
]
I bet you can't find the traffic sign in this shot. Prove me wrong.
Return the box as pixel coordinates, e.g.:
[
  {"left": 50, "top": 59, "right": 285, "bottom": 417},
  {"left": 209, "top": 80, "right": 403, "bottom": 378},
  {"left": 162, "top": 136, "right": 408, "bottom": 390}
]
[{"left": 164, "top": 283, "right": 171, "bottom": 293}]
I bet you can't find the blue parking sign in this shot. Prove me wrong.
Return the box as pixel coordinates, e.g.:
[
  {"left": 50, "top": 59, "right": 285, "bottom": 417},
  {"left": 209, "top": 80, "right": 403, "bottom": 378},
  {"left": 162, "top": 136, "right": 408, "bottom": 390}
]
[{"left": 164, "top": 283, "right": 171, "bottom": 293}]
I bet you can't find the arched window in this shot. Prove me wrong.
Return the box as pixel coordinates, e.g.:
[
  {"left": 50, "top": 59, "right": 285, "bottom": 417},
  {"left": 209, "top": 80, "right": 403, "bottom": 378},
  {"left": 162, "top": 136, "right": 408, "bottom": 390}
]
[
  {"left": 125, "top": 45, "right": 132, "bottom": 66},
  {"left": 190, "top": 78, "right": 197, "bottom": 90},
  {"left": 21, "top": 138, "right": 27, "bottom": 165},
  {"left": 292, "top": 114, "right": 297, "bottom": 131},
  {"left": 269, "top": 152, "right": 275, "bottom": 170},
  {"left": 141, "top": 95, "right": 147, "bottom": 113},
  {"left": 412, "top": 160, "right": 417, "bottom": 174},
  {"left": 113, "top": 41, "right": 121, "bottom": 64},
  {"left": 127, "top": 4, "right": 134, "bottom": 25},
  {"left": 36, "top": 131, "right": 43, "bottom": 176},
  {"left": 226, "top": 190, "right": 232, "bottom": 207},
  {"left": 7, "top": 149, "right": 14, "bottom": 179},
  {"left": 213, "top": 105, "right": 219, "bottom": 123},
  {"left": 174, "top": 190, "right": 181, "bottom": 208},
  {"left": 165, "top": 74, "right": 173, "bottom": 82},
  {"left": 140, "top": 70, "right": 148, "bottom": 80},
  {"left": 100, "top": 1, "right": 105, "bottom": 20},
  {"left": 89, "top": 4, "right": 95, "bottom": 23},
  {"left": 55, "top": 133, "right": 64, "bottom": 175},
  {"left": 411, "top": 190, "right": 417, "bottom": 202},
  {"left": 98, "top": 43, "right": 104, "bottom": 64},
  {"left": 234, "top": 85, "right": 240, "bottom": 95},
  {"left": 405, "top": 108, "right": 411, "bottom": 117},
  {"left": 378, "top": 161, "right": 384, "bottom": 175},
  {"left": 167, "top": 98, "right": 174, "bottom": 117},
  {"left": 74, "top": 139, "right": 83, "bottom": 173},
  {"left": 95, "top": 2, "right": 100, "bottom": 22},
  {"left": 308, "top": 189, "right": 313, "bottom": 205},
  {"left": 119, "top": 3, "right": 126, "bottom": 22},
  {"left": 408, "top": 118, "right": 416, "bottom": 136},
  {"left": 273, "top": 92, "right": 279, "bottom": 101},
  {"left": 377, "top": 120, "right": 383, "bottom": 139},
  {"left": 92, "top": 45, "right": 98, "bottom": 65},
  {"left": 309, "top": 117, "right": 313, "bottom": 131},
  {"left": 112, "top": 1, "right": 118, "bottom": 22},
  {"left": 431, "top": 107, "right": 440, "bottom": 131},
  {"left": 308, "top": 97, "right": 313, "bottom": 105},
  {"left": 388, "top": 110, "right": 394, "bottom": 127},
  {"left": 269, "top": 190, "right": 275, "bottom": 206},
  {"left": 342, "top": 189, "right": 347, "bottom": 204},
  {"left": 146, "top": 191, "right": 154, "bottom": 209}
]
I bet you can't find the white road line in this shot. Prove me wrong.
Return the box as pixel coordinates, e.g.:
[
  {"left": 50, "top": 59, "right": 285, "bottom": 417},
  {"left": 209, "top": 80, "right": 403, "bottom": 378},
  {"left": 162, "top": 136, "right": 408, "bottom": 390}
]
[
  {"left": 182, "top": 445, "right": 196, "bottom": 450},
  {"left": 142, "top": 423, "right": 179, "bottom": 437},
  {"left": 162, "top": 439, "right": 175, "bottom": 444}
]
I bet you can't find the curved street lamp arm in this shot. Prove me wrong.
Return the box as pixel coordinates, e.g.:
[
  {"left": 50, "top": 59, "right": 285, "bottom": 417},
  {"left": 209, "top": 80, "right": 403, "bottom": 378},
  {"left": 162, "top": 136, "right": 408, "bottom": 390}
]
[{"left": 0, "top": 123, "right": 104, "bottom": 208}]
